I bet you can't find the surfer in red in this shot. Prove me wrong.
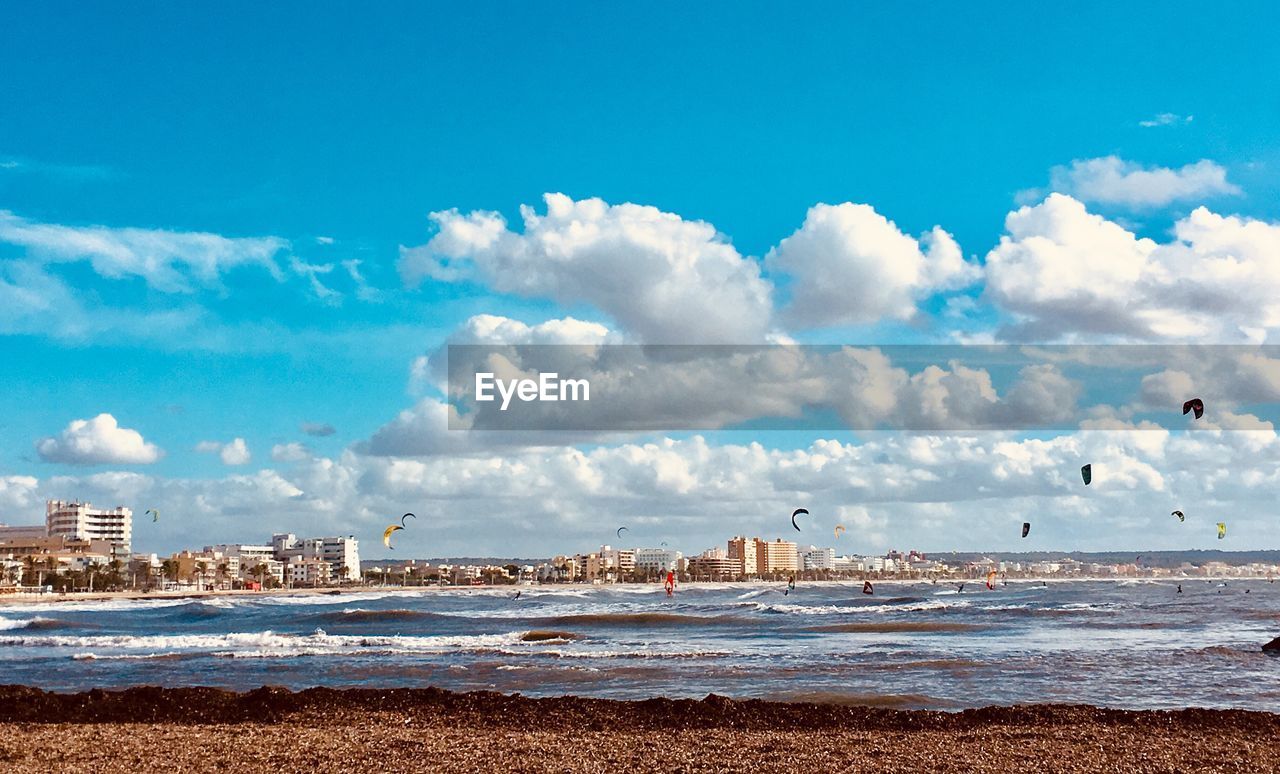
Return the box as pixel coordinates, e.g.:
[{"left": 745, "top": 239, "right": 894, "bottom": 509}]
[{"left": 665, "top": 570, "right": 675, "bottom": 597}]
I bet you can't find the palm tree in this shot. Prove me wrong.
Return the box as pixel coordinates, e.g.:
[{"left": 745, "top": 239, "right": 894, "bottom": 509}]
[
  {"left": 106, "top": 559, "right": 123, "bottom": 590},
  {"left": 160, "top": 559, "right": 178, "bottom": 588}
]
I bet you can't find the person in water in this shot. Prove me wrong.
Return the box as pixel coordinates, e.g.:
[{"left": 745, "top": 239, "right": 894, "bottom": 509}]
[{"left": 1177, "top": 584, "right": 1182, "bottom": 594}]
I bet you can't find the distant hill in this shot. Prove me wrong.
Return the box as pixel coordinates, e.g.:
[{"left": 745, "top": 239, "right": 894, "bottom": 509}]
[{"left": 939, "top": 550, "right": 1280, "bottom": 568}]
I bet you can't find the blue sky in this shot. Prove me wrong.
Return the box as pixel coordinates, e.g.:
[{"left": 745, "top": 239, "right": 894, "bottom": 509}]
[{"left": 3, "top": 2, "right": 1280, "bottom": 556}]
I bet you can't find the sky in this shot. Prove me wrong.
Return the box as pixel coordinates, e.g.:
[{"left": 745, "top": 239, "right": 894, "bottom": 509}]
[{"left": 2, "top": 2, "right": 1280, "bottom": 558}]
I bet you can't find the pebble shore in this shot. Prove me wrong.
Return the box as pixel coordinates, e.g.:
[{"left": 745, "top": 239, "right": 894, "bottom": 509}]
[{"left": 1, "top": 686, "right": 1277, "bottom": 772}]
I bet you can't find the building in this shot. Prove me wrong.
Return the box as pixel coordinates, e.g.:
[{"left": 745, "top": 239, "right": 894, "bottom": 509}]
[
  {"left": 727, "top": 536, "right": 758, "bottom": 577},
  {"left": 0, "top": 525, "right": 48, "bottom": 543},
  {"left": 600, "top": 546, "right": 635, "bottom": 576},
  {"left": 46, "top": 500, "right": 132, "bottom": 558},
  {"left": 271, "top": 533, "right": 360, "bottom": 581},
  {"left": 687, "top": 547, "right": 737, "bottom": 578},
  {"left": 756, "top": 538, "right": 799, "bottom": 575},
  {"left": 802, "top": 546, "right": 836, "bottom": 571},
  {"left": 634, "top": 548, "right": 683, "bottom": 575},
  {"left": 287, "top": 556, "right": 332, "bottom": 586}
]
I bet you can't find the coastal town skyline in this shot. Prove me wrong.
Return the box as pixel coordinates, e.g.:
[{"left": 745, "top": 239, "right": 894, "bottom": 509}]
[{"left": 3, "top": 5, "right": 1280, "bottom": 559}]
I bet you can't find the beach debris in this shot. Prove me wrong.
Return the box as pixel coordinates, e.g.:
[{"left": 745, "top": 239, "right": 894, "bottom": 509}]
[
  {"left": 1172, "top": 510, "right": 1185, "bottom": 522},
  {"left": 834, "top": 524, "right": 846, "bottom": 539},
  {"left": 616, "top": 526, "right": 629, "bottom": 539},
  {"left": 791, "top": 508, "right": 809, "bottom": 532},
  {"left": 146, "top": 508, "right": 159, "bottom": 522},
  {"left": 1183, "top": 398, "right": 1205, "bottom": 419},
  {"left": 1217, "top": 522, "right": 1227, "bottom": 540},
  {"left": 1263, "top": 636, "right": 1280, "bottom": 656},
  {"left": 1080, "top": 464, "right": 1092, "bottom": 485},
  {"left": 862, "top": 581, "right": 874, "bottom": 595},
  {"left": 1021, "top": 522, "right": 1030, "bottom": 538},
  {"left": 401, "top": 512, "right": 416, "bottom": 527},
  {"left": 382, "top": 524, "right": 403, "bottom": 549},
  {"left": 985, "top": 570, "right": 998, "bottom": 590}
]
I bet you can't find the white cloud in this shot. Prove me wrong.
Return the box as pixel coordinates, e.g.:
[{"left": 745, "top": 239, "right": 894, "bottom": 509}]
[
  {"left": 300, "top": 422, "right": 336, "bottom": 437},
  {"left": 1033, "top": 157, "right": 1239, "bottom": 209},
  {"left": 36, "top": 414, "right": 162, "bottom": 465},
  {"left": 271, "top": 442, "right": 311, "bottom": 463},
  {"left": 400, "top": 193, "right": 775, "bottom": 343},
  {"left": 767, "top": 202, "right": 978, "bottom": 327},
  {"left": 984, "top": 194, "right": 1280, "bottom": 342},
  {"left": 0, "top": 210, "right": 288, "bottom": 293},
  {"left": 196, "top": 438, "right": 252, "bottom": 466},
  {"left": 1139, "top": 113, "right": 1193, "bottom": 128},
  {"left": 288, "top": 257, "right": 340, "bottom": 302},
  {"left": 16, "top": 416, "right": 1280, "bottom": 555}
]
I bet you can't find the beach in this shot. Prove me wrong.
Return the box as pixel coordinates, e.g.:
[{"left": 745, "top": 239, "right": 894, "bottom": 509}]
[{"left": 1, "top": 686, "right": 1277, "bottom": 772}]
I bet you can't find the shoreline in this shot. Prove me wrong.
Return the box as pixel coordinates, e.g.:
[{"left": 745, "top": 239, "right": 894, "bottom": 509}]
[
  {"left": 1, "top": 687, "right": 1277, "bottom": 772},
  {"left": 0, "top": 575, "right": 1263, "bottom": 607},
  {"left": 2, "top": 684, "right": 1278, "bottom": 727}
]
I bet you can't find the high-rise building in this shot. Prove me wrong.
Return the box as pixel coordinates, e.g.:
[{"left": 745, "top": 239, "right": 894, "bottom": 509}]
[
  {"left": 45, "top": 500, "right": 131, "bottom": 558},
  {"left": 727, "top": 536, "right": 758, "bottom": 577},
  {"left": 756, "top": 538, "right": 799, "bottom": 575}
]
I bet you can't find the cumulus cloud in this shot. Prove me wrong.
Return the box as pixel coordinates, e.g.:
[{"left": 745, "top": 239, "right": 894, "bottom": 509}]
[
  {"left": 195, "top": 438, "right": 252, "bottom": 466},
  {"left": 985, "top": 194, "right": 1280, "bottom": 342},
  {"left": 300, "top": 422, "right": 336, "bottom": 437},
  {"left": 40, "top": 424, "right": 1280, "bottom": 555},
  {"left": 271, "top": 442, "right": 311, "bottom": 463},
  {"left": 399, "top": 193, "right": 775, "bottom": 343},
  {"left": 0, "top": 210, "right": 288, "bottom": 293},
  {"left": 1030, "top": 157, "right": 1239, "bottom": 209},
  {"left": 767, "top": 202, "right": 978, "bottom": 327},
  {"left": 36, "top": 414, "right": 162, "bottom": 465}
]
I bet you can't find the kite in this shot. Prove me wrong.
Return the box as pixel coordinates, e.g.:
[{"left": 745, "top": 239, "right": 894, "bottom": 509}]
[
  {"left": 1081, "top": 464, "right": 1092, "bottom": 486},
  {"left": 834, "top": 525, "right": 846, "bottom": 539},
  {"left": 401, "top": 512, "right": 416, "bottom": 527},
  {"left": 1217, "top": 522, "right": 1227, "bottom": 540},
  {"left": 382, "top": 524, "right": 403, "bottom": 549},
  {"left": 145, "top": 509, "right": 159, "bottom": 523},
  {"left": 616, "top": 526, "right": 629, "bottom": 539},
  {"left": 1172, "top": 510, "right": 1185, "bottom": 522},
  {"left": 791, "top": 508, "right": 809, "bottom": 532},
  {"left": 1021, "top": 522, "right": 1030, "bottom": 538},
  {"left": 862, "top": 581, "right": 874, "bottom": 595},
  {"left": 1183, "top": 398, "right": 1205, "bottom": 420}
]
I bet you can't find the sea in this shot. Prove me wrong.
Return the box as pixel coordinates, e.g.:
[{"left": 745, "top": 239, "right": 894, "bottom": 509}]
[{"left": 2, "top": 579, "right": 1278, "bottom": 710}]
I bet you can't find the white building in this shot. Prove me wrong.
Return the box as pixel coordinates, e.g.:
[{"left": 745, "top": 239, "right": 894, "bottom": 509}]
[
  {"left": 287, "top": 556, "right": 332, "bottom": 586},
  {"left": 634, "top": 548, "right": 683, "bottom": 575},
  {"left": 272, "top": 533, "right": 360, "bottom": 581},
  {"left": 802, "top": 547, "right": 836, "bottom": 571},
  {"left": 46, "top": 500, "right": 132, "bottom": 557}
]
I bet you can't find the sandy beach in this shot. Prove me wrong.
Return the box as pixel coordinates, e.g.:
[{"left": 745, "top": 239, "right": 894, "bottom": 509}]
[{"left": 0, "top": 686, "right": 1277, "bottom": 772}]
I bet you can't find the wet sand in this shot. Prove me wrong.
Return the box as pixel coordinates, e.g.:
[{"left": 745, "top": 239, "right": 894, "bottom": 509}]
[{"left": 0, "top": 686, "right": 1277, "bottom": 772}]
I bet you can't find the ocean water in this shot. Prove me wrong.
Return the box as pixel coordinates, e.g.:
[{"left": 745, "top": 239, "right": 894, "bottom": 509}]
[{"left": 1, "top": 580, "right": 1278, "bottom": 710}]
